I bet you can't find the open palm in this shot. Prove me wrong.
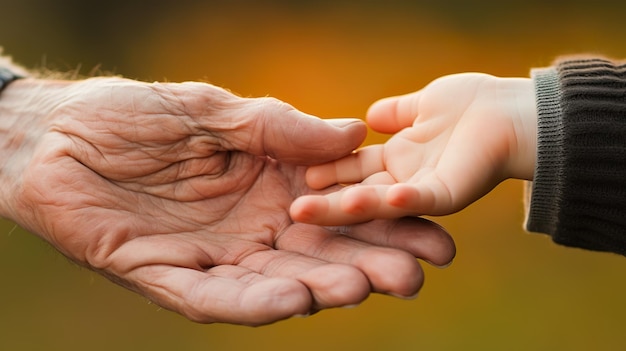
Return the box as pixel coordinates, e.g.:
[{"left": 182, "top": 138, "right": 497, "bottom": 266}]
[
  {"left": 3, "top": 77, "right": 455, "bottom": 325},
  {"left": 291, "top": 73, "right": 536, "bottom": 225}
]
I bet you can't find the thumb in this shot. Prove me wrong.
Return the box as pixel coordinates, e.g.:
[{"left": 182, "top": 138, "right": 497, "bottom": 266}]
[
  {"left": 229, "top": 97, "right": 367, "bottom": 165},
  {"left": 173, "top": 83, "right": 366, "bottom": 164},
  {"left": 366, "top": 92, "right": 421, "bottom": 134}
]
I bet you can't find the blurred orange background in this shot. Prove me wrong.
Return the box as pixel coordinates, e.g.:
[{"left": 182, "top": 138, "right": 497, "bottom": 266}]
[{"left": 1, "top": 1, "right": 625, "bottom": 350}]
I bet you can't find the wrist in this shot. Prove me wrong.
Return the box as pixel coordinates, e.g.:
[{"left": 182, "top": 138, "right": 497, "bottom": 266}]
[
  {"left": 500, "top": 77, "right": 538, "bottom": 180},
  {"left": 0, "top": 78, "right": 71, "bottom": 220}
]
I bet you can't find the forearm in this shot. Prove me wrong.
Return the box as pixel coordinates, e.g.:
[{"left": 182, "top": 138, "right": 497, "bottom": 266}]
[{"left": 525, "top": 56, "right": 626, "bottom": 255}]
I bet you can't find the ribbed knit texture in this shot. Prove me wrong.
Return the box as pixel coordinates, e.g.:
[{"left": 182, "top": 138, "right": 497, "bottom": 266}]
[{"left": 527, "top": 57, "right": 626, "bottom": 256}]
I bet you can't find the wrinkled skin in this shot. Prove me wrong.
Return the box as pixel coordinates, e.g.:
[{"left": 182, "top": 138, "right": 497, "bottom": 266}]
[{"left": 0, "top": 77, "right": 455, "bottom": 326}]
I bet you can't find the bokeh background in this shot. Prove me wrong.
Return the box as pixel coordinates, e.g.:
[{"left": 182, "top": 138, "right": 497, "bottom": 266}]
[{"left": 1, "top": 1, "right": 625, "bottom": 350}]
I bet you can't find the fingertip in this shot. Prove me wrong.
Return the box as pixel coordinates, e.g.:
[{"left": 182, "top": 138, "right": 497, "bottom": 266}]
[
  {"left": 324, "top": 117, "right": 366, "bottom": 130},
  {"left": 305, "top": 165, "right": 334, "bottom": 190},
  {"left": 425, "top": 231, "right": 457, "bottom": 268},
  {"left": 322, "top": 117, "right": 367, "bottom": 152},
  {"left": 367, "top": 92, "right": 421, "bottom": 134},
  {"left": 289, "top": 196, "right": 320, "bottom": 223},
  {"left": 413, "top": 220, "right": 456, "bottom": 268},
  {"left": 356, "top": 247, "right": 424, "bottom": 298},
  {"left": 366, "top": 97, "right": 400, "bottom": 133},
  {"left": 263, "top": 113, "right": 365, "bottom": 164},
  {"left": 387, "top": 183, "right": 419, "bottom": 208},
  {"left": 425, "top": 259, "right": 454, "bottom": 269},
  {"left": 420, "top": 226, "right": 456, "bottom": 268},
  {"left": 299, "top": 264, "right": 370, "bottom": 309}
]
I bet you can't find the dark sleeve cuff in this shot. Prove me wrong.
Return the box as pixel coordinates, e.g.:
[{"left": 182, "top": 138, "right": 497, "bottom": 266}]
[{"left": 526, "top": 57, "right": 626, "bottom": 256}]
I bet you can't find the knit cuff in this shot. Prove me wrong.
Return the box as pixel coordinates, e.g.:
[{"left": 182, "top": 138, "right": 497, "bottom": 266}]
[
  {"left": 526, "top": 57, "right": 626, "bottom": 255},
  {"left": 525, "top": 67, "right": 564, "bottom": 236}
]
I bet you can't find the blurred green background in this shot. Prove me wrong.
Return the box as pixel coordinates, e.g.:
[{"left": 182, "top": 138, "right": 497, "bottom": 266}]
[{"left": 1, "top": 1, "right": 625, "bottom": 350}]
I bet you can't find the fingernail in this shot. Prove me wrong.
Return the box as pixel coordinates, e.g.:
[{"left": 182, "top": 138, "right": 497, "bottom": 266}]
[
  {"left": 388, "top": 292, "right": 419, "bottom": 300},
  {"left": 325, "top": 118, "right": 363, "bottom": 128},
  {"left": 425, "top": 260, "right": 453, "bottom": 269},
  {"left": 293, "top": 313, "right": 311, "bottom": 318},
  {"left": 341, "top": 304, "right": 360, "bottom": 309}
]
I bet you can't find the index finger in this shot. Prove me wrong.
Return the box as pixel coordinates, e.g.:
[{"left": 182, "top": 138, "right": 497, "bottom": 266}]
[{"left": 305, "top": 144, "right": 386, "bottom": 190}]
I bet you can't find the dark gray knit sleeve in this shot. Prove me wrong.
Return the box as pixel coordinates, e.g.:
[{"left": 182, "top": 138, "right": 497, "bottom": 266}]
[{"left": 526, "top": 57, "right": 626, "bottom": 256}]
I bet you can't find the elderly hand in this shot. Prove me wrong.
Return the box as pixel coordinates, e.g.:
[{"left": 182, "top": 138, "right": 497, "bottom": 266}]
[{"left": 0, "top": 76, "right": 455, "bottom": 325}]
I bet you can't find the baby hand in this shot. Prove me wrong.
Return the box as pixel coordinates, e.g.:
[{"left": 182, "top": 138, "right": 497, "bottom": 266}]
[{"left": 291, "top": 73, "right": 537, "bottom": 225}]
